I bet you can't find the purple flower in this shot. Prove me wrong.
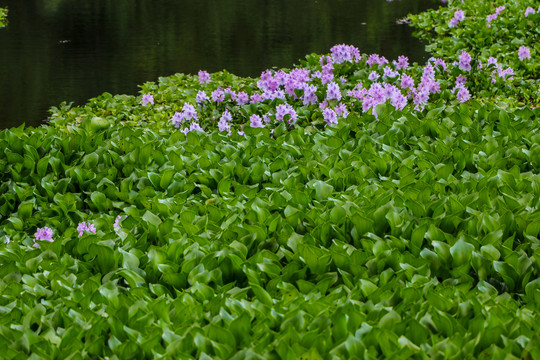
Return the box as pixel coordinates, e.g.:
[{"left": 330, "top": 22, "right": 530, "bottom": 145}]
[
  {"left": 220, "top": 109, "right": 232, "bottom": 123},
  {"left": 77, "top": 222, "right": 86, "bottom": 237},
  {"left": 141, "top": 94, "right": 154, "bottom": 106},
  {"left": 400, "top": 74, "right": 415, "bottom": 90},
  {"left": 322, "top": 108, "right": 338, "bottom": 125},
  {"left": 218, "top": 119, "right": 231, "bottom": 133},
  {"left": 368, "top": 71, "right": 380, "bottom": 81},
  {"left": 455, "top": 75, "right": 467, "bottom": 86},
  {"left": 321, "top": 63, "right": 334, "bottom": 84},
  {"left": 335, "top": 103, "right": 349, "bottom": 119},
  {"left": 366, "top": 54, "right": 381, "bottom": 67},
  {"left": 274, "top": 71, "right": 288, "bottom": 86},
  {"left": 458, "top": 51, "right": 472, "bottom": 71},
  {"left": 275, "top": 104, "right": 297, "bottom": 125},
  {"left": 114, "top": 215, "right": 123, "bottom": 230},
  {"left": 236, "top": 91, "right": 249, "bottom": 105},
  {"left": 5, "top": 236, "right": 10, "bottom": 244},
  {"left": 290, "top": 68, "right": 311, "bottom": 83},
  {"left": 284, "top": 78, "right": 301, "bottom": 98},
  {"left": 171, "top": 112, "right": 183, "bottom": 128},
  {"left": 449, "top": 10, "right": 465, "bottom": 28},
  {"left": 432, "top": 58, "right": 448, "bottom": 70},
  {"left": 412, "top": 88, "right": 430, "bottom": 107},
  {"left": 326, "top": 82, "right": 342, "bottom": 101},
  {"left": 456, "top": 87, "right": 470, "bottom": 103},
  {"left": 250, "top": 93, "right": 263, "bottom": 103},
  {"left": 196, "top": 90, "right": 209, "bottom": 103},
  {"left": 390, "top": 93, "right": 408, "bottom": 111},
  {"left": 218, "top": 110, "right": 232, "bottom": 133},
  {"left": 495, "top": 6, "right": 505, "bottom": 15},
  {"left": 249, "top": 114, "right": 265, "bottom": 128},
  {"left": 454, "top": 10, "right": 465, "bottom": 21},
  {"left": 524, "top": 7, "right": 535, "bottom": 17},
  {"left": 368, "top": 83, "right": 386, "bottom": 103},
  {"left": 348, "top": 87, "right": 367, "bottom": 101},
  {"left": 383, "top": 66, "right": 398, "bottom": 79},
  {"left": 302, "top": 84, "right": 318, "bottom": 106},
  {"left": 495, "top": 66, "right": 514, "bottom": 81},
  {"left": 383, "top": 84, "right": 399, "bottom": 100},
  {"left": 77, "top": 222, "right": 96, "bottom": 237},
  {"left": 422, "top": 64, "right": 436, "bottom": 80},
  {"left": 330, "top": 44, "right": 361, "bottom": 64},
  {"left": 486, "top": 14, "right": 497, "bottom": 22},
  {"left": 258, "top": 70, "right": 279, "bottom": 92},
  {"left": 35, "top": 227, "right": 53, "bottom": 242},
  {"left": 518, "top": 46, "right": 531, "bottom": 60},
  {"left": 276, "top": 90, "right": 286, "bottom": 99},
  {"left": 181, "top": 103, "right": 198, "bottom": 121},
  {"left": 394, "top": 56, "right": 409, "bottom": 70},
  {"left": 211, "top": 87, "right": 225, "bottom": 103},
  {"left": 188, "top": 122, "right": 204, "bottom": 133},
  {"left": 198, "top": 70, "right": 211, "bottom": 84},
  {"left": 377, "top": 56, "right": 389, "bottom": 66},
  {"left": 487, "top": 57, "right": 498, "bottom": 67}
]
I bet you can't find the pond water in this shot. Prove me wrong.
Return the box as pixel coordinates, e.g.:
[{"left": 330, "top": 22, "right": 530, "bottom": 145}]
[{"left": 0, "top": 0, "right": 439, "bottom": 129}]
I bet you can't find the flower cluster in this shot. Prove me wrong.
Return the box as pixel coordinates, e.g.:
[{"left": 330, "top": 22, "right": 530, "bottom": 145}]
[
  {"left": 34, "top": 227, "right": 53, "bottom": 248},
  {"left": 153, "top": 31, "right": 531, "bottom": 136},
  {"left": 141, "top": 94, "right": 154, "bottom": 106},
  {"left": 486, "top": 6, "right": 505, "bottom": 28},
  {"left": 77, "top": 222, "right": 97, "bottom": 237},
  {"left": 171, "top": 103, "right": 199, "bottom": 128},
  {"left": 330, "top": 44, "right": 361, "bottom": 64},
  {"left": 14, "top": 216, "right": 127, "bottom": 250},
  {"left": 449, "top": 10, "right": 465, "bottom": 27},
  {"left": 198, "top": 70, "right": 211, "bottom": 84},
  {"left": 518, "top": 46, "right": 531, "bottom": 61},
  {"left": 114, "top": 215, "right": 123, "bottom": 230},
  {"left": 458, "top": 51, "right": 472, "bottom": 71},
  {"left": 524, "top": 7, "right": 535, "bottom": 17}
]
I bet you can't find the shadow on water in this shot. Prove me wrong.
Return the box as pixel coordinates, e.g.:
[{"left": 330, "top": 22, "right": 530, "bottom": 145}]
[{"left": 0, "top": 0, "right": 439, "bottom": 129}]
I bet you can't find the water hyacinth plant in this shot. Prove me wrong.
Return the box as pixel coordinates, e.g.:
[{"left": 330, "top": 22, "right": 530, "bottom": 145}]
[{"left": 1, "top": 0, "right": 540, "bottom": 358}]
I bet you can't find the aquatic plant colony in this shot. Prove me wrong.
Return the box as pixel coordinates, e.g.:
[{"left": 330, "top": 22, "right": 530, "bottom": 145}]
[{"left": 1, "top": 0, "right": 539, "bottom": 358}]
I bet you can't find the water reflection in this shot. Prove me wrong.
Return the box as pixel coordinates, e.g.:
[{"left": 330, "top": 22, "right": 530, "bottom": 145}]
[{"left": 0, "top": 0, "right": 437, "bottom": 129}]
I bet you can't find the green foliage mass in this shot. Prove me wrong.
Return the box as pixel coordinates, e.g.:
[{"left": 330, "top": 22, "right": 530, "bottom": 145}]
[
  {"left": 1, "top": 0, "right": 540, "bottom": 358},
  {"left": 409, "top": 0, "right": 540, "bottom": 105},
  {"left": 2, "top": 104, "right": 540, "bottom": 358},
  {"left": 0, "top": 7, "right": 7, "bottom": 28}
]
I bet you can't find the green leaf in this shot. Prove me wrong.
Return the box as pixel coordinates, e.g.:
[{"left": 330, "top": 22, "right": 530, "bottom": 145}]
[
  {"left": 359, "top": 279, "right": 378, "bottom": 298},
  {"left": 88, "top": 244, "right": 115, "bottom": 273},
  {"left": 450, "top": 238, "right": 474, "bottom": 267},
  {"left": 17, "top": 200, "right": 34, "bottom": 220},
  {"left": 312, "top": 180, "right": 333, "bottom": 202},
  {"left": 480, "top": 244, "right": 500, "bottom": 261},
  {"left": 493, "top": 261, "right": 518, "bottom": 291},
  {"left": 351, "top": 213, "right": 374, "bottom": 236},
  {"left": 90, "top": 191, "right": 109, "bottom": 212}
]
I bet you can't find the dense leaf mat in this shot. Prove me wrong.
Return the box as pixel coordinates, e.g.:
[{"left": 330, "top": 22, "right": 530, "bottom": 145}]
[{"left": 1, "top": 101, "right": 540, "bottom": 358}]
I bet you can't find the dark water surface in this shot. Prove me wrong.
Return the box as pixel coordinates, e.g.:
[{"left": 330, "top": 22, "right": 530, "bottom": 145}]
[{"left": 0, "top": 0, "right": 438, "bottom": 129}]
